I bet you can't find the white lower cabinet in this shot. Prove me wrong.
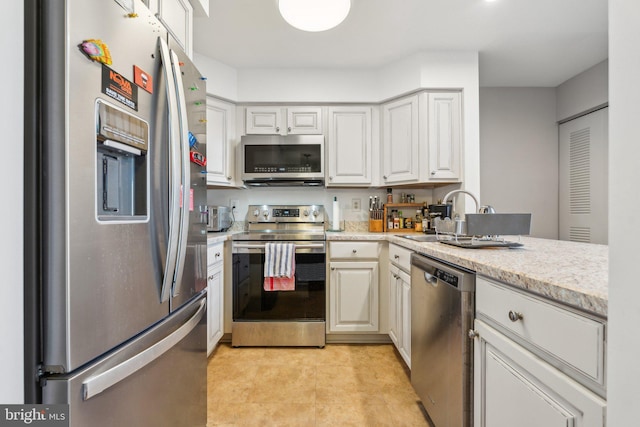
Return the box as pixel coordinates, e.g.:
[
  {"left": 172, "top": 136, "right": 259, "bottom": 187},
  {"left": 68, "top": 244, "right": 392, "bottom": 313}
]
[
  {"left": 389, "top": 264, "right": 411, "bottom": 367},
  {"left": 474, "top": 276, "right": 606, "bottom": 427},
  {"left": 328, "top": 241, "right": 380, "bottom": 333},
  {"left": 474, "top": 320, "right": 606, "bottom": 427},
  {"left": 207, "top": 242, "right": 224, "bottom": 355},
  {"left": 388, "top": 243, "right": 413, "bottom": 367}
]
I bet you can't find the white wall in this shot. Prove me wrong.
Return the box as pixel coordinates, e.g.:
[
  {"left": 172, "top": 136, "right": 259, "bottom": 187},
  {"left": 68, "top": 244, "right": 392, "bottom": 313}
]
[
  {"left": 1, "top": 1, "right": 24, "bottom": 403},
  {"left": 208, "top": 187, "right": 434, "bottom": 226},
  {"left": 556, "top": 60, "right": 608, "bottom": 122},
  {"left": 193, "top": 52, "right": 238, "bottom": 101},
  {"left": 607, "top": 1, "right": 640, "bottom": 425},
  {"left": 479, "top": 88, "right": 558, "bottom": 239}
]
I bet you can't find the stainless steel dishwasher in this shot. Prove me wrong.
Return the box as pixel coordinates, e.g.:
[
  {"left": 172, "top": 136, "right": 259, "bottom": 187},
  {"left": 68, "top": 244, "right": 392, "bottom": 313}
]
[{"left": 411, "top": 253, "right": 475, "bottom": 427}]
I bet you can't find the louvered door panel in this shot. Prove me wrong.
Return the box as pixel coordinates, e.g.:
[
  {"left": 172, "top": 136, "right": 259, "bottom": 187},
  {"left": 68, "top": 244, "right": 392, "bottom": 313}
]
[{"left": 559, "top": 108, "right": 608, "bottom": 244}]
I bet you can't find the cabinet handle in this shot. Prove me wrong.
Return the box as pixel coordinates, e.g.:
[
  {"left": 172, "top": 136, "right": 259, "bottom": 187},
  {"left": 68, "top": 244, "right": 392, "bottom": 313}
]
[
  {"left": 508, "top": 311, "right": 523, "bottom": 322},
  {"left": 207, "top": 275, "right": 214, "bottom": 280},
  {"left": 468, "top": 329, "right": 479, "bottom": 339}
]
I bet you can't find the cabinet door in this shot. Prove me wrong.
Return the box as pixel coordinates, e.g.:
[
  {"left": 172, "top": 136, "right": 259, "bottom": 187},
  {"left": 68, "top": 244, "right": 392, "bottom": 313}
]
[
  {"left": 207, "top": 264, "right": 223, "bottom": 355},
  {"left": 287, "top": 107, "right": 323, "bottom": 134},
  {"left": 399, "top": 272, "right": 411, "bottom": 368},
  {"left": 382, "top": 95, "right": 420, "bottom": 184},
  {"left": 426, "top": 92, "right": 461, "bottom": 181},
  {"left": 206, "top": 97, "right": 235, "bottom": 186},
  {"left": 245, "top": 107, "right": 282, "bottom": 134},
  {"left": 329, "top": 261, "right": 379, "bottom": 332},
  {"left": 474, "top": 320, "right": 606, "bottom": 427},
  {"left": 388, "top": 265, "right": 400, "bottom": 346},
  {"left": 157, "top": 0, "right": 193, "bottom": 57},
  {"left": 327, "top": 106, "right": 372, "bottom": 186}
]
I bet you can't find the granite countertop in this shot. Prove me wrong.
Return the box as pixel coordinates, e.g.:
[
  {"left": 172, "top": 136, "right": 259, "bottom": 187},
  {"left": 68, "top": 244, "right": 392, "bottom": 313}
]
[
  {"left": 209, "top": 231, "right": 608, "bottom": 318},
  {"left": 326, "top": 231, "right": 608, "bottom": 318}
]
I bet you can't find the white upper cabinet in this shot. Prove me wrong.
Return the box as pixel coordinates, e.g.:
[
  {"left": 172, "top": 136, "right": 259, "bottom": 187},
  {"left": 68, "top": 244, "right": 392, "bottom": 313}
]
[
  {"left": 327, "top": 106, "right": 372, "bottom": 186},
  {"left": 245, "top": 106, "right": 322, "bottom": 135},
  {"left": 156, "top": 0, "right": 193, "bottom": 57},
  {"left": 206, "top": 97, "right": 236, "bottom": 186},
  {"left": 382, "top": 95, "right": 420, "bottom": 184},
  {"left": 422, "top": 92, "right": 462, "bottom": 181},
  {"left": 382, "top": 91, "right": 462, "bottom": 186}
]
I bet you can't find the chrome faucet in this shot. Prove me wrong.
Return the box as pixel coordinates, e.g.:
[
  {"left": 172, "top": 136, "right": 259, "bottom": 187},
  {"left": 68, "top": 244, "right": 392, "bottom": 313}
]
[{"left": 442, "top": 189, "right": 480, "bottom": 213}]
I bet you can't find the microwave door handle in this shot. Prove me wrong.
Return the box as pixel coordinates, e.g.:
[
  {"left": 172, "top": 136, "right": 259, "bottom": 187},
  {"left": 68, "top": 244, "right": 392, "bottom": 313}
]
[
  {"left": 158, "top": 37, "right": 181, "bottom": 303},
  {"left": 169, "top": 48, "right": 191, "bottom": 298}
]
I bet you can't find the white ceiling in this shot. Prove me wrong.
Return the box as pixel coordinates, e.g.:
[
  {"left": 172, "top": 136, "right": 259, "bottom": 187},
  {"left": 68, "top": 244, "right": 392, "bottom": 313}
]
[{"left": 193, "top": 0, "right": 608, "bottom": 87}]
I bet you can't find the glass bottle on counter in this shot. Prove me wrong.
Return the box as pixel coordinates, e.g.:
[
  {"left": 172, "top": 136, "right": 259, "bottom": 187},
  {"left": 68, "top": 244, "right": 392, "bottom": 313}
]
[{"left": 415, "top": 210, "right": 423, "bottom": 232}]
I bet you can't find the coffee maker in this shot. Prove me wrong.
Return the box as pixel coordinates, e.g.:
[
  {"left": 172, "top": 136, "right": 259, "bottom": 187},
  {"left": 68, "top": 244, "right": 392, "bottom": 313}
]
[{"left": 427, "top": 203, "right": 452, "bottom": 232}]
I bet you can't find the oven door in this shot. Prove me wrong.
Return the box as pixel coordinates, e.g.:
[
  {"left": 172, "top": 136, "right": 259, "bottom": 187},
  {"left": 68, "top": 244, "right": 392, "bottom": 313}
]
[{"left": 232, "top": 242, "right": 326, "bottom": 321}]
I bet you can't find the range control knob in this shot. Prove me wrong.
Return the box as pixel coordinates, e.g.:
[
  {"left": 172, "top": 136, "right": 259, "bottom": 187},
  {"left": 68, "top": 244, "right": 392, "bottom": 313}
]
[
  {"left": 262, "top": 210, "right": 270, "bottom": 219},
  {"left": 312, "top": 210, "right": 319, "bottom": 217},
  {"left": 252, "top": 209, "right": 260, "bottom": 218},
  {"left": 303, "top": 209, "right": 310, "bottom": 217}
]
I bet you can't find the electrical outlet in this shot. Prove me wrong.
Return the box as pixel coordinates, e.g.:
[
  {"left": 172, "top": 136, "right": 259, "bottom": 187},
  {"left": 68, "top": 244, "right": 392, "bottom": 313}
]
[
  {"left": 230, "top": 199, "right": 239, "bottom": 210},
  {"left": 352, "top": 198, "right": 361, "bottom": 211}
]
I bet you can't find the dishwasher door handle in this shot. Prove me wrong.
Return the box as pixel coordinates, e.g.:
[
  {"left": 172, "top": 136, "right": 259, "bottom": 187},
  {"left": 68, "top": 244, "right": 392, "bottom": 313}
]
[{"left": 424, "top": 271, "right": 438, "bottom": 285}]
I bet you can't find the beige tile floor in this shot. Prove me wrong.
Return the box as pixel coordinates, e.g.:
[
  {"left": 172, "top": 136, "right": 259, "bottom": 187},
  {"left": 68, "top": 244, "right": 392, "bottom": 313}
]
[{"left": 207, "top": 343, "right": 431, "bottom": 426}]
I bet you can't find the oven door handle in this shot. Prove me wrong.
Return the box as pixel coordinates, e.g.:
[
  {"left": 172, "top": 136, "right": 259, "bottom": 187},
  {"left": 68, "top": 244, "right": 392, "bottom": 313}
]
[{"left": 232, "top": 243, "right": 325, "bottom": 250}]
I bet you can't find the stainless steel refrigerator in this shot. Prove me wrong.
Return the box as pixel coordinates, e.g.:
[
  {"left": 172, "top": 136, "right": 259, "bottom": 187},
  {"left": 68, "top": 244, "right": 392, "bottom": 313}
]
[{"left": 24, "top": 1, "right": 208, "bottom": 425}]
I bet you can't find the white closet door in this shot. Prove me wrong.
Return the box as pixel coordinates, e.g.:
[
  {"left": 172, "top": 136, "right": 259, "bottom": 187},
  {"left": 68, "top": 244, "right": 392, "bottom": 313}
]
[{"left": 559, "top": 108, "right": 608, "bottom": 244}]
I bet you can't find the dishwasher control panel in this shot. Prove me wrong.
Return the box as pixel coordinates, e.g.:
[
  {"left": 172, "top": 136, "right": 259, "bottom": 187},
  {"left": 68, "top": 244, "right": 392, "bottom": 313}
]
[{"left": 435, "top": 269, "right": 459, "bottom": 288}]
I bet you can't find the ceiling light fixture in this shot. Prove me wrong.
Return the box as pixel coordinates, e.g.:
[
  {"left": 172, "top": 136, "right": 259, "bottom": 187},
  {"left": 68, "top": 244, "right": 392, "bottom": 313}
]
[{"left": 278, "top": 0, "right": 351, "bottom": 32}]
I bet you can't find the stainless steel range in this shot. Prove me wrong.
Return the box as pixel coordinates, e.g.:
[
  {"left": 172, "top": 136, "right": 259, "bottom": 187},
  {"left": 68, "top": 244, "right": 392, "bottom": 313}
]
[{"left": 231, "top": 205, "right": 326, "bottom": 347}]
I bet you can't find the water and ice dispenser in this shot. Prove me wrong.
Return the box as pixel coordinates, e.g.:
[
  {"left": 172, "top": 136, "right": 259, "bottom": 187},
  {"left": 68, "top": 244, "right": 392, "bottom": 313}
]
[{"left": 95, "top": 100, "right": 148, "bottom": 220}]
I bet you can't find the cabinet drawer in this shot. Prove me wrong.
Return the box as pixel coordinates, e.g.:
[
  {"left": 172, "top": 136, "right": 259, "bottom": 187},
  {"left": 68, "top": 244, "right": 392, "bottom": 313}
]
[
  {"left": 389, "top": 243, "right": 413, "bottom": 272},
  {"left": 207, "top": 242, "right": 224, "bottom": 267},
  {"left": 329, "top": 241, "right": 380, "bottom": 259},
  {"left": 476, "top": 276, "right": 605, "bottom": 386}
]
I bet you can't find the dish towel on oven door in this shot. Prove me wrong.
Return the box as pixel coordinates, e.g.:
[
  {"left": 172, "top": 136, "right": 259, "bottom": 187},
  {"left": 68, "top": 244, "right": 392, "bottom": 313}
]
[{"left": 263, "top": 242, "right": 296, "bottom": 291}]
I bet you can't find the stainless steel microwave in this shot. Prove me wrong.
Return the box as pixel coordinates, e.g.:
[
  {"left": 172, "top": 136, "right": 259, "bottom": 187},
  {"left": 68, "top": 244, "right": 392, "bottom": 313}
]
[{"left": 240, "top": 134, "right": 325, "bottom": 186}]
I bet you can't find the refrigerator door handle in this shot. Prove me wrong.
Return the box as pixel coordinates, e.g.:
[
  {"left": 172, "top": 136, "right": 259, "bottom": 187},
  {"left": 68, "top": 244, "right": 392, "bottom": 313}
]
[
  {"left": 158, "top": 37, "right": 182, "bottom": 303},
  {"left": 82, "top": 298, "right": 206, "bottom": 401},
  {"left": 169, "top": 48, "right": 191, "bottom": 298}
]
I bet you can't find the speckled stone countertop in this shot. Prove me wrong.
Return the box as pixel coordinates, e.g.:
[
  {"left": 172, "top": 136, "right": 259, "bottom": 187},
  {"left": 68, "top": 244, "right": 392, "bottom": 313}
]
[{"left": 326, "top": 231, "right": 608, "bottom": 318}]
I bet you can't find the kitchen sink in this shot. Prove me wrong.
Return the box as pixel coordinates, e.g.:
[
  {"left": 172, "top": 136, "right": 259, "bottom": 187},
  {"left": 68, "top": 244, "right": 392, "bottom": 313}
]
[{"left": 395, "top": 234, "right": 441, "bottom": 242}]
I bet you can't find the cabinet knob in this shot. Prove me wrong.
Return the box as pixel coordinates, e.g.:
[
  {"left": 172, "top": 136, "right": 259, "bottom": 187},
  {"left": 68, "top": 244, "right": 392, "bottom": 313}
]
[
  {"left": 352, "top": 249, "right": 357, "bottom": 253},
  {"left": 288, "top": 126, "right": 292, "bottom": 132},
  {"left": 394, "top": 255, "right": 400, "bottom": 259},
  {"left": 227, "top": 176, "right": 232, "bottom": 180},
  {"left": 383, "top": 175, "right": 388, "bottom": 179},
  {"left": 431, "top": 171, "right": 436, "bottom": 175},
  {"left": 331, "top": 267, "right": 335, "bottom": 271},
  {"left": 215, "top": 252, "right": 221, "bottom": 258},
  {"left": 468, "top": 329, "right": 479, "bottom": 339},
  {"left": 276, "top": 126, "right": 280, "bottom": 132},
  {"left": 508, "top": 310, "right": 523, "bottom": 322},
  {"left": 329, "top": 176, "right": 333, "bottom": 180}
]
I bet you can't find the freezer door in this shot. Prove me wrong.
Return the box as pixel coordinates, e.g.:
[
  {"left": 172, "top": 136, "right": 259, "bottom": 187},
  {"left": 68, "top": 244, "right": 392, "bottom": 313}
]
[
  {"left": 43, "top": 295, "right": 207, "bottom": 427},
  {"left": 41, "top": 1, "right": 179, "bottom": 373}
]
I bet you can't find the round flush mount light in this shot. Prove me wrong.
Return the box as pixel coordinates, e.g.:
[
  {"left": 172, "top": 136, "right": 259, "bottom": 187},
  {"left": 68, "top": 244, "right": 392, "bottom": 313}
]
[{"left": 278, "top": 0, "right": 351, "bottom": 32}]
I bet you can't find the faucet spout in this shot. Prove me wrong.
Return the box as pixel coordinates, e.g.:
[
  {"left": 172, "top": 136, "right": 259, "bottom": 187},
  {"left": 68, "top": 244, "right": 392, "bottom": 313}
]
[{"left": 442, "top": 190, "right": 480, "bottom": 213}]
